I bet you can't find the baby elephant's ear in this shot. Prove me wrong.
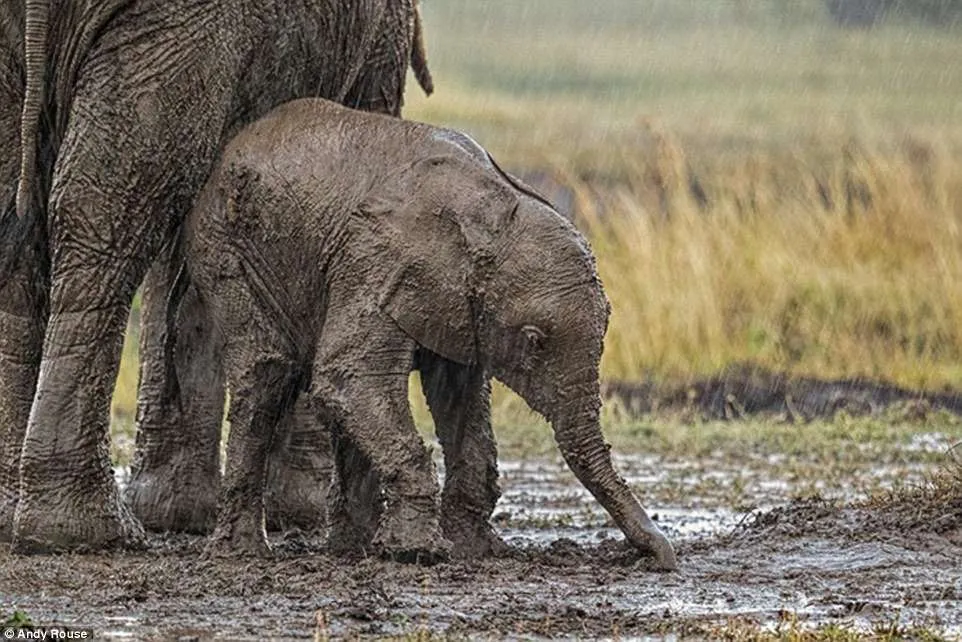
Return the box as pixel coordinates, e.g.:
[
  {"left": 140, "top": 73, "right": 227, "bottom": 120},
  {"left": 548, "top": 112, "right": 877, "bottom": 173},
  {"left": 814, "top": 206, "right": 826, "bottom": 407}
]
[
  {"left": 444, "top": 159, "right": 519, "bottom": 254},
  {"left": 369, "top": 154, "right": 518, "bottom": 365},
  {"left": 380, "top": 261, "right": 477, "bottom": 365}
]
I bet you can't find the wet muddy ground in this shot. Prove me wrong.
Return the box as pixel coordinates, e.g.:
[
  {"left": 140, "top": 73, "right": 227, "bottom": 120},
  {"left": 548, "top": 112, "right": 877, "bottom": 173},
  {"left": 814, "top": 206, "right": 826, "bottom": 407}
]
[
  {"left": 2, "top": 427, "right": 961, "bottom": 640},
  {"left": 602, "top": 365, "right": 962, "bottom": 422}
]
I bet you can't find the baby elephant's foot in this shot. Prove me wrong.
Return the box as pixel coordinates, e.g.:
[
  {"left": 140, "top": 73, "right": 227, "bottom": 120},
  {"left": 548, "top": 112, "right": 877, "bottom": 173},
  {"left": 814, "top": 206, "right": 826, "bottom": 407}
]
[
  {"left": 374, "top": 533, "right": 452, "bottom": 565},
  {"left": 373, "top": 499, "right": 452, "bottom": 565},
  {"left": 327, "top": 512, "right": 376, "bottom": 557},
  {"left": 446, "top": 521, "right": 509, "bottom": 559},
  {"left": 204, "top": 514, "right": 272, "bottom": 559}
]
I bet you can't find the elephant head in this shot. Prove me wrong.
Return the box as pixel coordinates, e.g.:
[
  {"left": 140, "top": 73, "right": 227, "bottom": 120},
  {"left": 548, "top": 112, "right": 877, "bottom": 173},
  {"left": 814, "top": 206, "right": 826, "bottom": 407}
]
[{"left": 365, "top": 137, "right": 678, "bottom": 570}]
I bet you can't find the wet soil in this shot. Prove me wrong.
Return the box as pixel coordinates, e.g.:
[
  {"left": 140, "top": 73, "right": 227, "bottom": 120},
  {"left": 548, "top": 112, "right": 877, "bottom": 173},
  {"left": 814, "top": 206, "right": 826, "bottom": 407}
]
[
  {"left": 603, "top": 363, "right": 962, "bottom": 421},
  {"left": 2, "top": 455, "right": 960, "bottom": 640}
]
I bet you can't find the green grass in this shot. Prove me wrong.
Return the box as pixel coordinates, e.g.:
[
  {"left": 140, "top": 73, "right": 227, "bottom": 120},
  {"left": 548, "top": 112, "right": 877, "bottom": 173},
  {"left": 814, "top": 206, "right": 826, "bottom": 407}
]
[
  {"left": 2, "top": 610, "right": 34, "bottom": 628},
  {"left": 410, "top": 371, "right": 962, "bottom": 508}
]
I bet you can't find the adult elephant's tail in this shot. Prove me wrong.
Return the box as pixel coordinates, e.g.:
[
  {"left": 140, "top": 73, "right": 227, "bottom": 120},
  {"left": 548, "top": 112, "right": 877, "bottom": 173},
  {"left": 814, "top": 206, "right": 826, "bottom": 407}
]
[
  {"left": 16, "top": 0, "right": 49, "bottom": 219},
  {"left": 411, "top": 0, "right": 433, "bottom": 95}
]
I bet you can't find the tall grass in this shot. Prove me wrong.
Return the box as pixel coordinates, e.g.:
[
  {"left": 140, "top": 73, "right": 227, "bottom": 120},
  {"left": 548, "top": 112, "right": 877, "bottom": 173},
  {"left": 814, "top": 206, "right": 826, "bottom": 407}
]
[
  {"left": 405, "top": 0, "right": 962, "bottom": 390},
  {"left": 584, "top": 128, "right": 962, "bottom": 389}
]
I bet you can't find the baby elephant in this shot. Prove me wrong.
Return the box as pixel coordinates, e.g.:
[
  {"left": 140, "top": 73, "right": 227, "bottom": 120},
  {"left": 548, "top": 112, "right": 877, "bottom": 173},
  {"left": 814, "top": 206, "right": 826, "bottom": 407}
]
[{"left": 187, "top": 98, "right": 677, "bottom": 569}]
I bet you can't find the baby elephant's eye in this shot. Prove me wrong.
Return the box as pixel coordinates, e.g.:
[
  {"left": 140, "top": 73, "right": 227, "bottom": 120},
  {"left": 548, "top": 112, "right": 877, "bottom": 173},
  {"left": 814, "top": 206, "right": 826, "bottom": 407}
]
[{"left": 520, "top": 324, "right": 547, "bottom": 355}]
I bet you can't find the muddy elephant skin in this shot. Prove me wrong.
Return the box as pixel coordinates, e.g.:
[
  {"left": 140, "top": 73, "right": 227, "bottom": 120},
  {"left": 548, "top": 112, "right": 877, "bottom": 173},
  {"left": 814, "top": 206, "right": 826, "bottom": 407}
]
[
  {"left": 185, "top": 99, "right": 678, "bottom": 569},
  {"left": 0, "top": 2, "right": 49, "bottom": 549},
  {"left": 127, "top": 0, "right": 434, "bottom": 538},
  {"left": 0, "top": 0, "right": 432, "bottom": 553}
]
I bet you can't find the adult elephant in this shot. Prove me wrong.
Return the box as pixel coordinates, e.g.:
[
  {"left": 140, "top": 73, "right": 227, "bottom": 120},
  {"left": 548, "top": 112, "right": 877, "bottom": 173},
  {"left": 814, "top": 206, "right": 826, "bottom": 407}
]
[{"left": 0, "top": 0, "right": 434, "bottom": 553}]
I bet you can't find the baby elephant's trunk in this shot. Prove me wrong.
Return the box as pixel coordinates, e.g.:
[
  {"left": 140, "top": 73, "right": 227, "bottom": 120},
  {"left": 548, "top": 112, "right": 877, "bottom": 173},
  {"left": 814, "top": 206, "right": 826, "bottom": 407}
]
[{"left": 550, "top": 394, "right": 678, "bottom": 570}]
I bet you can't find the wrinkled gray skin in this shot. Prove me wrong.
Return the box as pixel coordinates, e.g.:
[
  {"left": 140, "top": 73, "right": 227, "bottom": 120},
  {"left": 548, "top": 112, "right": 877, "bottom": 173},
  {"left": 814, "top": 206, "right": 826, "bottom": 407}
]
[
  {"left": 0, "top": 3, "right": 48, "bottom": 549},
  {"left": 185, "top": 99, "right": 678, "bottom": 569},
  {"left": 130, "top": 234, "right": 335, "bottom": 536},
  {"left": 0, "top": 0, "right": 432, "bottom": 553},
  {"left": 128, "top": 1, "right": 434, "bottom": 537}
]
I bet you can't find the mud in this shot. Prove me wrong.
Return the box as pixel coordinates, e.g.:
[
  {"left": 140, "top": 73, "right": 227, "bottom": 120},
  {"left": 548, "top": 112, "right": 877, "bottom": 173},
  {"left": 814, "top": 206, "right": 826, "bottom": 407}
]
[
  {"left": 603, "top": 363, "right": 962, "bottom": 421},
  {"left": 2, "top": 453, "right": 960, "bottom": 640}
]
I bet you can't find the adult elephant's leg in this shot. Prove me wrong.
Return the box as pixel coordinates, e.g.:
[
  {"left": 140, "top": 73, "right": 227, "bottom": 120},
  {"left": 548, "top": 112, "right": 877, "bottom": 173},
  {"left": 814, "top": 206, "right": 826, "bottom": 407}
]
[
  {"left": 12, "top": 37, "right": 231, "bottom": 553},
  {"left": 13, "top": 235, "right": 150, "bottom": 552},
  {"left": 0, "top": 24, "right": 46, "bottom": 541},
  {"left": 0, "top": 245, "right": 47, "bottom": 542},
  {"left": 264, "top": 395, "right": 331, "bottom": 533},
  {"left": 126, "top": 245, "right": 222, "bottom": 534},
  {"left": 418, "top": 352, "right": 505, "bottom": 558}
]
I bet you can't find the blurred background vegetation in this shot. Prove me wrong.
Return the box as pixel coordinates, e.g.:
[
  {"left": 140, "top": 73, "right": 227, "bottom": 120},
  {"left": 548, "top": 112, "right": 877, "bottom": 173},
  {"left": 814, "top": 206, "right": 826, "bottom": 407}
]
[{"left": 112, "top": 0, "right": 962, "bottom": 433}]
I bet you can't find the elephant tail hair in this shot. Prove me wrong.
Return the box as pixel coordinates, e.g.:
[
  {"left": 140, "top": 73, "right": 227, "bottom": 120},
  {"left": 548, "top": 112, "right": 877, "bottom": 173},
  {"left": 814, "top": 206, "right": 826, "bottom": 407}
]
[
  {"left": 411, "top": 0, "right": 434, "bottom": 96},
  {"left": 16, "top": 0, "right": 50, "bottom": 220}
]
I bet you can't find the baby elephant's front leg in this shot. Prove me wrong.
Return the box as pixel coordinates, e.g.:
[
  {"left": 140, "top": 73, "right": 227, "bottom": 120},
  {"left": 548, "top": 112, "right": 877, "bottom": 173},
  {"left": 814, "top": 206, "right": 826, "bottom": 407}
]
[{"left": 312, "top": 316, "right": 451, "bottom": 565}]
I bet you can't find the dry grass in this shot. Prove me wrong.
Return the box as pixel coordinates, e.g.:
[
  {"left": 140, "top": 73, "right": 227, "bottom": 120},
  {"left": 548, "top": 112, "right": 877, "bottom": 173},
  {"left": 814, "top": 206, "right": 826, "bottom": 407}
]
[
  {"left": 584, "top": 129, "right": 962, "bottom": 389},
  {"left": 400, "top": 0, "right": 962, "bottom": 392},
  {"left": 687, "top": 614, "right": 951, "bottom": 641},
  {"left": 863, "top": 437, "right": 962, "bottom": 511}
]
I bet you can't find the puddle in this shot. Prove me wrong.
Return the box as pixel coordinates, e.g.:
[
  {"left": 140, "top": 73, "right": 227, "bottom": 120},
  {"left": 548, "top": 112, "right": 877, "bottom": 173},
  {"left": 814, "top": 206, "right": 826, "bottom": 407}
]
[
  {"left": 905, "top": 431, "right": 960, "bottom": 453},
  {"left": 496, "top": 457, "right": 739, "bottom": 544}
]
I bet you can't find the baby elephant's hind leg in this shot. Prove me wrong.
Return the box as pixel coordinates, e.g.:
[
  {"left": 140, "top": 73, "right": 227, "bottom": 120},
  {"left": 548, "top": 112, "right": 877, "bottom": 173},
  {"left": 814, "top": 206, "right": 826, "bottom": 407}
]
[
  {"left": 264, "top": 395, "right": 332, "bottom": 533},
  {"left": 324, "top": 436, "right": 381, "bottom": 555},
  {"left": 207, "top": 340, "right": 301, "bottom": 558}
]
